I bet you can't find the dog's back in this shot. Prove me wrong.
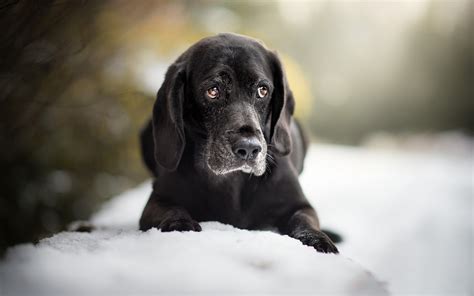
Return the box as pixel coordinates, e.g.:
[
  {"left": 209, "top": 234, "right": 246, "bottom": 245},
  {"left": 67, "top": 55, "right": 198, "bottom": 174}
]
[
  {"left": 289, "top": 118, "right": 309, "bottom": 174},
  {"left": 140, "top": 120, "right": 157, "bottom": 176}
]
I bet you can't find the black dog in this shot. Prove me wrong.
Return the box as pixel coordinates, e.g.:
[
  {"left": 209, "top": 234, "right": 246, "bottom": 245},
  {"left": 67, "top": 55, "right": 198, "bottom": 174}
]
[{"left": 139, "top": 33, "right": 338, "bottom": 253}]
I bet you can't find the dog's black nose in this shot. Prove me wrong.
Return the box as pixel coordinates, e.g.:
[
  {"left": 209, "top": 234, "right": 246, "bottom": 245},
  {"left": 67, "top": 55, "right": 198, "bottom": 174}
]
[{"left": 232, "top": 137, "right": 262, "bottom": 161}]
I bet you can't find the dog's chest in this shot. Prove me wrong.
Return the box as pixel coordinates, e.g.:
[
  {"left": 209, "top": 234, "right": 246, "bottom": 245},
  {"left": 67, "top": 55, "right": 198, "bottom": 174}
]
[
  {"left": 194, "top": 181, "right": 250, "bottom": 227},
  {"left": 159, "top": 172, "right": 285, "bottom": 230},
  {"left": 188, "top": 179, "right": 278, "bottom": 229}
]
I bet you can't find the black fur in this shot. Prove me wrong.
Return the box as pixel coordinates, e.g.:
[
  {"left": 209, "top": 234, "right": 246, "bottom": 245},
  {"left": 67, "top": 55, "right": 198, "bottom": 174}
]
[{"left": 139, "top": 33, "right": 338, "bottom": 253}]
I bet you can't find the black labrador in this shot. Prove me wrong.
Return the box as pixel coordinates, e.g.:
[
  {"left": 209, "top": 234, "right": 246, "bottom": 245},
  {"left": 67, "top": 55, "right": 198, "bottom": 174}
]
[{"left": 139, "top": 33, "right": 338, "bottom": 253}]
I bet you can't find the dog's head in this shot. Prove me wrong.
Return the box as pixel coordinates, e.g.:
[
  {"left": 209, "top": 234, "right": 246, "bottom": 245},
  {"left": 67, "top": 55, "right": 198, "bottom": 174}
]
[{"left": 152, "top": 33, "right": 294, "bottom": 176}]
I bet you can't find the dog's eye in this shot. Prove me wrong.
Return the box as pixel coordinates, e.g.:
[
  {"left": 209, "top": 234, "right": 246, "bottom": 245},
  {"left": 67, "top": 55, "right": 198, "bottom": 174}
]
[
  {"left": 206, "top": 87, "right": 220, "bottom": 99},
  {"left": 257, "top": 86, "right": 268, "bottom": 98}
]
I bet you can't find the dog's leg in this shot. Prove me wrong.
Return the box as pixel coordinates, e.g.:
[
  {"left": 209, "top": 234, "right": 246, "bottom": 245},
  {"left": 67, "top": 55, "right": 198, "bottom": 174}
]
[
  {"left": 281, "top": 207, "right": 338, "bottom": 254},
  {"left": 139, "top": 194, "right": 201, "bottom": 232}
]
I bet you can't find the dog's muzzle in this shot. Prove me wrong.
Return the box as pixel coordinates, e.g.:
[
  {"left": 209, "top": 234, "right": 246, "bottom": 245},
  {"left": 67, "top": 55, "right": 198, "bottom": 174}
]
[{"left": 231, "top": 136, "right": 262, "bottom": 161}]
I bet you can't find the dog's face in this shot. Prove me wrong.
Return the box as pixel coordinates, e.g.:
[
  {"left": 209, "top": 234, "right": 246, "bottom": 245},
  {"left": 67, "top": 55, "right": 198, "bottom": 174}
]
[
  {"left": 152, "top": 34, "right": 294, "bottom": 176},
  {"left": 186, "top": 36, "right": 275, "bottom": 176}
]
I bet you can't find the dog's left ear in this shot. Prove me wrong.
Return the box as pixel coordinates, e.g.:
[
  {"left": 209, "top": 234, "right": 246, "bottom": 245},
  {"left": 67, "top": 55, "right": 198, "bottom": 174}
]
[{"left": 267, "top": 51, "right": 294, "bottom": 156}]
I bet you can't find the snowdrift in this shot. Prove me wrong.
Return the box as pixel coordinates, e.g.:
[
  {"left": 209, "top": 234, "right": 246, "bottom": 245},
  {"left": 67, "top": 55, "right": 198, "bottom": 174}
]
[{"left": 0, "top": 180, "right": 386, "bottom": 295}]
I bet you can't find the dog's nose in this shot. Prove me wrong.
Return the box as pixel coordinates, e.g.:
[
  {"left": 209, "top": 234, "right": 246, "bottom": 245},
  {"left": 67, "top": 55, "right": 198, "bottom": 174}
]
[{"left": 232, "top": 137, "right": 262, "bottom": 161}]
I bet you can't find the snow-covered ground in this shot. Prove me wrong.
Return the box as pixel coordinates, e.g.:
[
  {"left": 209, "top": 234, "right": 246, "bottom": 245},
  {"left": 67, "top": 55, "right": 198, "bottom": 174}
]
[
  {"left": 300, "top": 138, "right": 473, "bottom": 295},
  {"left": 1, "top": 135, "right": 472, "bottom": 295}
]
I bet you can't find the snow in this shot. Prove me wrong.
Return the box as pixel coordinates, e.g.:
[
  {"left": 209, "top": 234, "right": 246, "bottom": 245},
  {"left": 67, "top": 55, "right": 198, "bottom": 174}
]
[
  {"left": 1, "top": 137, "right": 472, "bottom": 295},
  {"left": 299, "top": 138, "right": 473, "bottom": 295},
  {"left": 0, "top": 223, "right": 386, "bottom": 296}
]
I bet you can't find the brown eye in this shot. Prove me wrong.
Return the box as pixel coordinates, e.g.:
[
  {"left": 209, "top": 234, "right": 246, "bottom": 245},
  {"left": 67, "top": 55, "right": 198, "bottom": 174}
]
[
  {"left": 206, "top": 86, "right": 219, "bottom": 99},
  {"left": 257, "top": 86, "right": 268, "bottom": 98}
]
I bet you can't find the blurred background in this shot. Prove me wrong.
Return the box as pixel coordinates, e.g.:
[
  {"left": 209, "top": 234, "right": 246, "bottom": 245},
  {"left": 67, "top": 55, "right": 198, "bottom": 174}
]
[{"left": 0, "top": 0, "right": 472, "bottom": 255}]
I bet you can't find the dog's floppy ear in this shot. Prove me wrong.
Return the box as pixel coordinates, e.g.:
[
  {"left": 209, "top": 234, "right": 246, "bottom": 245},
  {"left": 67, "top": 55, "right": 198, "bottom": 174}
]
[
  {"left": 152, "top": 61, "right": 186, "bottom": 171},
  {"left": 268, "top": 51, "right": 294, "bottom": 156}
]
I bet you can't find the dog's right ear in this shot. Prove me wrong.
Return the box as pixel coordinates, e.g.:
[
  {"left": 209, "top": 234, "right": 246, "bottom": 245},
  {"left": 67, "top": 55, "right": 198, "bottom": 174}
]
[{"left": 152, "top": 61, "right": 186, "bottom": 171}]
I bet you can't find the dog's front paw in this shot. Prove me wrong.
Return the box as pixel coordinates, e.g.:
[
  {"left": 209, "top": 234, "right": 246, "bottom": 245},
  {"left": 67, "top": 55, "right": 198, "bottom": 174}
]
[
  {"left": 292, "top": 230, "right": 339, "bottom": 254},
  {"left": 159, "top": 218, "right": 202, "bottom": 232}
]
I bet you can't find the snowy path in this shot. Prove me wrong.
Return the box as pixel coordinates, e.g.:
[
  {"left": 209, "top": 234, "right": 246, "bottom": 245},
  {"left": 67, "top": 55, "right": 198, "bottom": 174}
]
[
  {"left": 300, "top": 143, "right": 472, "bottom": 295},
  {"left": 1, "top": 141, "right": 472, "bottom": 295}
]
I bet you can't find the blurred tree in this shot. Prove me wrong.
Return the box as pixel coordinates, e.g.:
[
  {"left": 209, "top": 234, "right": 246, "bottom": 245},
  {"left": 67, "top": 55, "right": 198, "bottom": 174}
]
[{"left": 0, "top": 0, "right": 153, "bottom": 254}]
